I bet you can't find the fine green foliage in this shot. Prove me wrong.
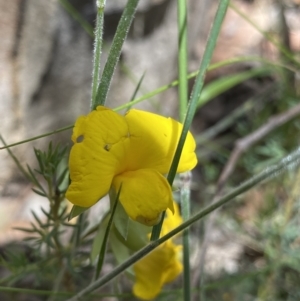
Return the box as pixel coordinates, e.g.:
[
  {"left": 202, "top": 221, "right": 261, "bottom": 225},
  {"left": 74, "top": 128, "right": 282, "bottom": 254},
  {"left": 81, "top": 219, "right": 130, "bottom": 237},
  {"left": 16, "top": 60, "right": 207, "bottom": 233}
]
[{"left": 0, "top": 143, "right": 97, "bottom": 299}]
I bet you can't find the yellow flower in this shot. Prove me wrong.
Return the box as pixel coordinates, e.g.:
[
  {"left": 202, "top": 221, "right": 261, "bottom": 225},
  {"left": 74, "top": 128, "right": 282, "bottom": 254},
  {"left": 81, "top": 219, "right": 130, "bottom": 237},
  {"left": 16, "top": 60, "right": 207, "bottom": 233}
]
[
  {"left": 133, "top": 204, "right": 183, "bottom": 300},
  {"left": 66, "top": 106, "right": 197, "bottom": 226},
  {"left": 133, "top": 241, "right": 182, "bottom": 300}
]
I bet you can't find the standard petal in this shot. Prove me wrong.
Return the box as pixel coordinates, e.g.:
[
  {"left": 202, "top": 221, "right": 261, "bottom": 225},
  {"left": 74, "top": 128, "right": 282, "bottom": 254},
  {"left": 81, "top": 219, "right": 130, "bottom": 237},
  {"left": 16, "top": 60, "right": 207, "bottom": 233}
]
[
  {"left": 124, "top": 109, "right": 197, "bottom": 174},
  {"left": 66, "top": 106, "right": 130, "bottom": 207},
  {"left": 112, "top": 169, "right": 174, "bottom": 226},
  {"left": 133, "top": 241, "right": 183, "bottom": 300}
]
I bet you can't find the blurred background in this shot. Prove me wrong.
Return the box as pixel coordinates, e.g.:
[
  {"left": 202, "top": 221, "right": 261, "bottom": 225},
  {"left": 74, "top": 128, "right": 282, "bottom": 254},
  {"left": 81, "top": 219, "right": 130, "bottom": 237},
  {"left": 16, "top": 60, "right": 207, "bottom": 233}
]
[{"left": 1, "top": 0, "right": 300, "bottom": 300}]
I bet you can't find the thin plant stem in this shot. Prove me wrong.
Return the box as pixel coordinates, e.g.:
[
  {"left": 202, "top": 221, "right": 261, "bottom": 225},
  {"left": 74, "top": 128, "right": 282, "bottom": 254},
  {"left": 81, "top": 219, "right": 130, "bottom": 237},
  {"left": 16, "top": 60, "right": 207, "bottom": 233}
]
[
  {"left": 1, "top": 56, "right": 291, "bottom": 151},
  {"left": 120, "top": 63, "right": 149, "bottom": 96},
  {"left": 177, "top": 0, "right": 188, "bottom": 122},
  {"left": 0, "top": 125, "right": 73, "bottom": 150},
  {"left": 0, "top": 265, "right": 275, "bottom": 298},
  {"left": 126, "top": 72, "right": 146, "bottom": 112},
  {"left": 46, "top": 266, "right": 66, "bottom": 301},
  {"left": 114, "top": 56, "right": 272, "bottom": 112},
  {"left": 180, "top": 172, "right": 192, "bottom": 301},
  {"left": 66, "top": 145, "right": 300, "bottom": 301},
  {"left": 60, "top": 0, "right": 151, "bottom": 104},
  {"left": 91, "top": 0, "right": 106, "bottom": 109},
  {"left": 59, "top": 0, "right": 94, "bottom": 37},
  {"left": 151, "top": 0, "right": 230, "bottom": 241},
  {"left": 0, "top": 135, "right": 30, "bottom": 181},
  {"left": 177, "top": 0, "right": 191, "bottom": 299},
  {"left": 94, "top": 0, "right": 139, "bottom": 108},
  {"left": 0, "top": 286, "right": 73, "bottom": 297},
  {"left": 196, "top": 67, "right": 270, "bottom": 109}
]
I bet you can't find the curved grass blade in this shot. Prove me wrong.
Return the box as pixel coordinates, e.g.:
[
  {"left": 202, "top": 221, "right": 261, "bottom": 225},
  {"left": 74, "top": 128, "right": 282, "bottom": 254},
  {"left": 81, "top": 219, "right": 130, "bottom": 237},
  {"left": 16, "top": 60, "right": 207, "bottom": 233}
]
[
  {"left": 126, "top": 72, "right": 146, "bottom": 112},
  {"left": 59, "top": 0, "right": 94, "bottom": 37},
  {"left": 197, "top": 67, "right": 271, "bottom": 109}
]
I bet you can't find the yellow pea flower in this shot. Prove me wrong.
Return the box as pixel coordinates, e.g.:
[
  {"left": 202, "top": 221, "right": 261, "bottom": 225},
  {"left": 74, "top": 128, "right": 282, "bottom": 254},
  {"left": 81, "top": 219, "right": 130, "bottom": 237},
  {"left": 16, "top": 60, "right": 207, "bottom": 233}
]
[
  {"left": 133, "top": 203, "right": 183, "bottom": 300},
  {"left": 133, "top": 241, "right": 182, "bottom": 300},
  {"left": 66, "top": 106, "right": 197, "bottom": 226}
]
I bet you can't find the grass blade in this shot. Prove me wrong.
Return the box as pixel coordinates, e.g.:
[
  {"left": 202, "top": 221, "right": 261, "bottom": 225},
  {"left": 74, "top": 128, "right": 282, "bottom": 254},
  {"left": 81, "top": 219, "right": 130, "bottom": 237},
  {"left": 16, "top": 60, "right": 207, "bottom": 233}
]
[
  {"left": 177, "top": 0, "right": 190, "bottom": 299},
  {"left": 177, "top": 0, "right": 188, "bottom": 123},
  {"left": 151, "top": 0, "right": 230, "bottom": 241},
  {"left": 126, "top": 72, "right": 146, "bottom": 111},
  {"left": 93, "top": 0, "right": 140, "bottom": 108},
  {"left": 91, "top": 0, "right": 106, "bottom": 109},
  {"left": 59, "top": 0, "right": 94, "bottom": 37}
]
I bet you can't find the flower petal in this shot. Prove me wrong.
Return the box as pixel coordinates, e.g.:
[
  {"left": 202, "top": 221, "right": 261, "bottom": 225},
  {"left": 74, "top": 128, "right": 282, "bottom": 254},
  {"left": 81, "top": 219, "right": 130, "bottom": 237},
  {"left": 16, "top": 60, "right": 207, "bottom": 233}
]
[
  {"left": 133, "top": 241, "right": 182, "bottom": 300},
  {"left": 112, "top": 169, "right": 174, "bottom": 226},
  {"left": 162, "top": 202, "right": 183, "bottom": 237},
  {"left": 66, "top": 106, "right": 130, "bottom": 207},
  {"left": 124, "top": 109, "right": 197, "bottom": 174}
]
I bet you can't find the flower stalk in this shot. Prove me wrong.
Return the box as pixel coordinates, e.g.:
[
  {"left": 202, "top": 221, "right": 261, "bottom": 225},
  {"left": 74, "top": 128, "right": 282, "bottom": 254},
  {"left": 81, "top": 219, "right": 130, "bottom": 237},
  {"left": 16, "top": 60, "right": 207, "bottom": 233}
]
[{"left": 91, "top": 0, "right": 106, "bottom": 110}]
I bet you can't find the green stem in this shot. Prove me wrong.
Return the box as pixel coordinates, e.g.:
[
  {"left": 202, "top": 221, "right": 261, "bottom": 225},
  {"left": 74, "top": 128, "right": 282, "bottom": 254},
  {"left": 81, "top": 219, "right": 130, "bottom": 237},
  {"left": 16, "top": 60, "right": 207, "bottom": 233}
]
[
  {"left": 0, "top": 265, "right": 274, "bottom": 297},
  {"left": 66, "top": 143, "right": 300, "bottom": 301},
  {"left": 0, "top": 286, "right": 71, "bottom": 297},
  {"left": 0, "top": 135, "right": 30, "bottom": 180},
  {"left": 91, "top": 1, "right": 106, "bottom": 109},
  {"left": 59, "top": 0, "right": 94, "bottom": 37},
  {"left": 151, "top": 0, "right": 230, "bottom": 241},
  {"left": 1, "top": 56, "right": 288, "bottom": 151},
  {"left": 177, "top": 0, "right": 188, "bottom": 122},
  {"left": 177, "top": 0, "right": 190, "bottom": 299},
  {"left": 0, "top": 125, "right": 73, "bottom": 150},
  {"left": 113, "top": 55, "right": 295, "bottom": 111},
  {"left": 94, "top": 0, "right": 139, "bottom": 108},
  {"left": 126, "top": 72, "right": 146, "bottom": 111},
  {"left": 47, "top": 266, "right": 66, "bottom": 301},
  {"left": 180, "top": 172, "right": 192, "bottom": 301}
]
